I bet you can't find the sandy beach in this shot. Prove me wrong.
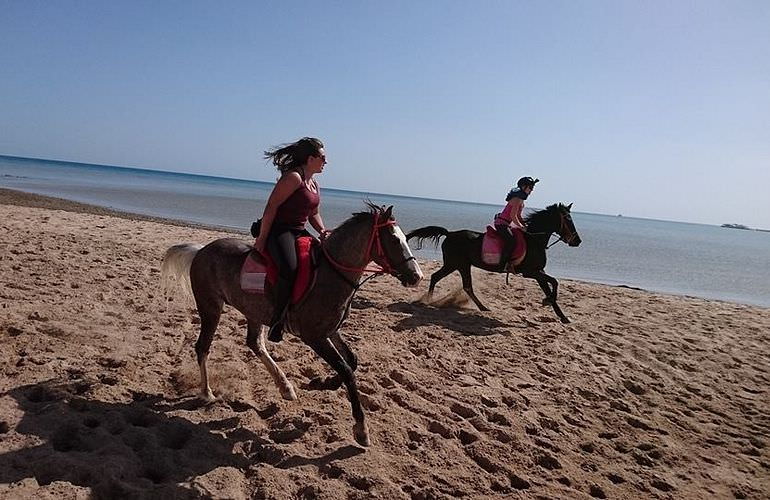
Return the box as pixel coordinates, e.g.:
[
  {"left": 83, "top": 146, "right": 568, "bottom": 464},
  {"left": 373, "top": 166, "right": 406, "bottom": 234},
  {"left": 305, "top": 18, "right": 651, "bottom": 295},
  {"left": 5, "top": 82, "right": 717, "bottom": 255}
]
[{"left": 1, "top": 189, "right": 768, "bottom": 499}]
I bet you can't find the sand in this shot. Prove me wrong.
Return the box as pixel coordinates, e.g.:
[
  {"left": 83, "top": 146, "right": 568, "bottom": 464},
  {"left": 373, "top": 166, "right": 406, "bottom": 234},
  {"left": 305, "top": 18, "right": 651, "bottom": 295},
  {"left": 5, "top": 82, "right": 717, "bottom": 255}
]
[{"left": 1, "top": 189, "right": 768, "bottom": 499}]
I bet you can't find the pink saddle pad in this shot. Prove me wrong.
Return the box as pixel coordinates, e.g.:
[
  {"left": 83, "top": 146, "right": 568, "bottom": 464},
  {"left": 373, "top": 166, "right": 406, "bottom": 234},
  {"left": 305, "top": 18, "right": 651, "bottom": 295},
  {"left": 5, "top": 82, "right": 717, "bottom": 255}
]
[{"left": 482, "top": 226, "right": 526, "bottom": 266}]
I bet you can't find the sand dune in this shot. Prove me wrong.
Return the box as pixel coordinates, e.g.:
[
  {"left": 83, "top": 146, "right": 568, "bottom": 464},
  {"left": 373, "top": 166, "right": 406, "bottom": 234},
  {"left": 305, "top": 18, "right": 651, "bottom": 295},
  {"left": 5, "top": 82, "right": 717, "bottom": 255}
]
[{"left": 1, "top": 191, "right": 768, "bottom": 499}]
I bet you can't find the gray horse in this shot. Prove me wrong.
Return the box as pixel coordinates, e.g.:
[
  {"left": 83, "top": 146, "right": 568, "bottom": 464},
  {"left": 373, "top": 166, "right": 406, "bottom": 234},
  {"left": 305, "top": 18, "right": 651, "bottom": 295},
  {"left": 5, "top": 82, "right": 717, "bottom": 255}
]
[{"left": 161, "top": 204, "right": 422, "bottom": 446}]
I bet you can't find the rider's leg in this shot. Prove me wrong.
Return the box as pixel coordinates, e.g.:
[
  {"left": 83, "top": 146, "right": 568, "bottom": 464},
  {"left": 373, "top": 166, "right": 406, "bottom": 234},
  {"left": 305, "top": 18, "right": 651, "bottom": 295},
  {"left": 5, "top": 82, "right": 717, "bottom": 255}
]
[
  {"left": 495, "top": 224, "right": 516, "bottom": 267},
  {"left": 266, "top": 228, "right": 299, "bottom": 342}
]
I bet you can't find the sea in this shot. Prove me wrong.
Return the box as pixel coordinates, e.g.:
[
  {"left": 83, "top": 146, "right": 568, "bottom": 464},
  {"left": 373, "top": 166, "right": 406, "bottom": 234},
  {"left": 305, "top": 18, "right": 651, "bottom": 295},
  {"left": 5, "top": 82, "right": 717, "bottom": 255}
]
[{"left": 2, "top": 154, "right": 769, "bottom": 308}]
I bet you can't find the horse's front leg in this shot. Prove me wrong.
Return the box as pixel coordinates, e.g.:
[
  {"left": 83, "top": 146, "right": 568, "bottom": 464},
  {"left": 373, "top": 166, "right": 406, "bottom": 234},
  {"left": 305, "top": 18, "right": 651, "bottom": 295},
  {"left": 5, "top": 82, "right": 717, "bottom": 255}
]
[
  {"left": 523, "top": 271, "right": 570, "bottom": 323},
  {"left": 308, "top": 330, "right": 355, "bottom": 390},
  {"left": 308, "top": 336, "right": 370, "bottom": 447},
  {"left": 246, "top": 322, "right": 297, "bottom": 401},
  {"left": 523, "top": 270, "right": 554, "bottom": 302}
]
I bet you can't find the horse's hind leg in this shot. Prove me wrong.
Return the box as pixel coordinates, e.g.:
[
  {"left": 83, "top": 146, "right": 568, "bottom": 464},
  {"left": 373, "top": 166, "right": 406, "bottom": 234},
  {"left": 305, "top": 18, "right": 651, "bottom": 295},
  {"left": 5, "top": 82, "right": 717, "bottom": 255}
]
[
  {"left": 246, "top": 322, "right": 297, "bottom": 401},
  {"left": 459, "top": 265, "right": 490, "bottom": 311},
  {"left": 194, "top": 299, "right": 222, "bottom": 402},
  {"left": 308, "top": 337, "right": 370, "bottom": 447}
]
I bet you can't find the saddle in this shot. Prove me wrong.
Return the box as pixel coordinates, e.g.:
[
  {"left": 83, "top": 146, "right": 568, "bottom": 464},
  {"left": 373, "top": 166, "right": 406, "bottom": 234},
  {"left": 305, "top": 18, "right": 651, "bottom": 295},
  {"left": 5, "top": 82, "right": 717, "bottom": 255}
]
[
  {"left": 481, "top": 225, "right": 526, "bottom": 270},
  {"left": 240, "top": 236, "right": 317, "bottom": 304}
]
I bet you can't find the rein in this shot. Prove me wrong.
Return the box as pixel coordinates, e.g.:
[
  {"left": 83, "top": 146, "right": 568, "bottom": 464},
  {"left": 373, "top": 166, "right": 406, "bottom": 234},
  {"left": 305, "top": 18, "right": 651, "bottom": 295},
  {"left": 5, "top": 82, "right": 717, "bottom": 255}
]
[
  {"left": 319, "top": 214, "right": 415, "bottom": 334},
  {"left": 321, "top": 215, "right": 413, "bottom": 290},
  {"left": 529, "top": 211, "right": 575, "bottom": 249}
]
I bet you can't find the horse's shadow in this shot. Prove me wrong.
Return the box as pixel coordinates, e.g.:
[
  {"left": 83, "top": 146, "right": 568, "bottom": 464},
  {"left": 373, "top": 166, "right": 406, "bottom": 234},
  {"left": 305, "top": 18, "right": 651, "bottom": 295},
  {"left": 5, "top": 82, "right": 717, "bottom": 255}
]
[
  {"left": 0, "top": 378, "right": 355, "bottom": 498},
  {"left": 387, "top": 301, "right": 512, "bottom": 336}
]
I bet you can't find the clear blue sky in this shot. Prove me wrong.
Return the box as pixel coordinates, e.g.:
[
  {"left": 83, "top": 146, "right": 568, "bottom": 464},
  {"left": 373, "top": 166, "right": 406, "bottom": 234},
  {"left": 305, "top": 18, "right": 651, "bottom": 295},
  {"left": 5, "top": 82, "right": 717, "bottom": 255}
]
[{"left": 2, "top": 1, "right": 769, "bottom": 226}]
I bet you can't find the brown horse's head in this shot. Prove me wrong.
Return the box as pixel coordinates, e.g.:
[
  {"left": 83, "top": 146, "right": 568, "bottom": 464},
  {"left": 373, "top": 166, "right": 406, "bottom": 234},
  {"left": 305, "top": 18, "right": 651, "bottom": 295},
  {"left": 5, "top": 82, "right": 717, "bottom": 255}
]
[{"left": 371, "top": 204, "right": 424, "bottom": 287}]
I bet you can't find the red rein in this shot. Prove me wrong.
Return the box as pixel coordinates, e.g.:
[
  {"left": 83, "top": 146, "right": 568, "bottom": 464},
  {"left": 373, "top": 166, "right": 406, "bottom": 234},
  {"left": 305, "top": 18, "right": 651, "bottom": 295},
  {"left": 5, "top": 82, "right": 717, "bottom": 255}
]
[{"left": 321, "top": 217, "right": 397, "bottom": 275}]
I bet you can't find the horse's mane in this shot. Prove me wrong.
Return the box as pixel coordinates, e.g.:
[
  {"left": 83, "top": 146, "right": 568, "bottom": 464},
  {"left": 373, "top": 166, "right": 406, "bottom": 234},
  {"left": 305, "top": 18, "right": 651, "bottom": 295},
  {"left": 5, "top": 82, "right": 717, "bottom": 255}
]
[
  {"left": 334, "top": 201, "right": 386, "bottom": 234},
  {"left": 524, "top": 203, "right": 562, "bottom": 230}
]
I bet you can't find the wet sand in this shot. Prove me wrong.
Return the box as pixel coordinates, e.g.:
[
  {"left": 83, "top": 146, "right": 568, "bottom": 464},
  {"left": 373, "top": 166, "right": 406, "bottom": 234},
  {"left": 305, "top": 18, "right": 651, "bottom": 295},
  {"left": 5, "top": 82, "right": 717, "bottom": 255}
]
[{"left": 1, "top": 189, "right": 768, "bottom": 499}]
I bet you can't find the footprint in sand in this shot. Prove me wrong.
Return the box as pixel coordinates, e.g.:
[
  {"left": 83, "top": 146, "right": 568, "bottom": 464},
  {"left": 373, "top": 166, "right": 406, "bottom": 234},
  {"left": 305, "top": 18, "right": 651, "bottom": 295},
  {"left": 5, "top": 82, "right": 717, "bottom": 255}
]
[
  {"left": 450, "top": 402, "right": 478, "bottom": 419},
  {"left": 457, "top": 429, "right": 479, "bottom": 445},
  {"left": 268, "top": 416, "right": 312, "bottom": 444},
  {"left": 426, "top": 420, "right": 454, "bottom": 439},
  {"left": 622, "top": 378, "right": 647, "bottom": 395}
]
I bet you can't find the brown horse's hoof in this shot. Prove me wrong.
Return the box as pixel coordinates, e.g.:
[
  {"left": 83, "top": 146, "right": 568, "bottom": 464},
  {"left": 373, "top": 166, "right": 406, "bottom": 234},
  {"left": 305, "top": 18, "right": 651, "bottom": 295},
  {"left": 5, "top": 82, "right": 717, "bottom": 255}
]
[
  {"left": 280, "top": 383, "right": 298, "bottom": 401},
  {"left": 353, "top": 421, "right": 370, "bottom": 447}
]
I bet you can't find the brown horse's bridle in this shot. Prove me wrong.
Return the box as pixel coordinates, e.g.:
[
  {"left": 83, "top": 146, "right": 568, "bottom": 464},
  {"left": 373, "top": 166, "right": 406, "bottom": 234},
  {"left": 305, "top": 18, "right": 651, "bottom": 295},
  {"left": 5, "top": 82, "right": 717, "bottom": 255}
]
[{"left": 321, "top": 215, "right": 415, "bottom": 283}]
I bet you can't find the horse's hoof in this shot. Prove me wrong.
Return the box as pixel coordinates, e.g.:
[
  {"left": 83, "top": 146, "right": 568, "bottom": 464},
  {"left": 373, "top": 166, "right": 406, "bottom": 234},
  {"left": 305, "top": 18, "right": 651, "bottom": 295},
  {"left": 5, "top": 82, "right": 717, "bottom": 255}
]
[
  {"left": 198, "top": 391, "right": 216, "bottom": 403},
  {"left": 480, "top": 306, "right": 490, "bottom": 312},
  {"left": 353, "top": 422, "right": 371, "bottom": 447},
  {"left": 281, "top": 384, "right": 298, "bottom": 401},
  {"left": 560, "top": 317, "right": 571, "bottom": 324}
]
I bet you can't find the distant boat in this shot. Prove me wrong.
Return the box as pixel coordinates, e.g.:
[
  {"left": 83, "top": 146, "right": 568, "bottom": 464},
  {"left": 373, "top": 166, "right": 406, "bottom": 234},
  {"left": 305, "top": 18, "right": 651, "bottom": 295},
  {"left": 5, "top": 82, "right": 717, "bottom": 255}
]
[{"left": 721, "top": 223, "right": 751, "bottom": 230}]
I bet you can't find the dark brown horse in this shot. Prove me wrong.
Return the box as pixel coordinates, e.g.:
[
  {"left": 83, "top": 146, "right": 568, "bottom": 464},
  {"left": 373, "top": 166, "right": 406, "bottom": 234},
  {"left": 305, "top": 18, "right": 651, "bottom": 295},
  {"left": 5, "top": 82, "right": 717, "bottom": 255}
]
[
  {"left": 161, "top": 204, "right": 423, "bottom": 446},
  {"left": 407, "top": 203, "right": 581, "bottom": 323}
]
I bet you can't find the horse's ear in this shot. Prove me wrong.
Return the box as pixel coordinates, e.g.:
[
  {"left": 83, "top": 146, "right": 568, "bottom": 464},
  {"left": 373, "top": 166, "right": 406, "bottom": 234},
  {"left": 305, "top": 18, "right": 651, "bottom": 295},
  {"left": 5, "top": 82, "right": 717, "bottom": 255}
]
[
  {"left": 567, "top": 203, "right": 573, "bottom": 211},
  {"left": 384, "top": 205, "right": 394, "bottom": 220}
]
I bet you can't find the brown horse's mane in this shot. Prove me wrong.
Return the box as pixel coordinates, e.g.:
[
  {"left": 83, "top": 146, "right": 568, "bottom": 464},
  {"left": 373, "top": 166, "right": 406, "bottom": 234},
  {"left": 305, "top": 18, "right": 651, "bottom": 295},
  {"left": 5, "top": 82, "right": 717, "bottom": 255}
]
[{"left": 334, "top": 202, "right": 388, "bottom": 234}]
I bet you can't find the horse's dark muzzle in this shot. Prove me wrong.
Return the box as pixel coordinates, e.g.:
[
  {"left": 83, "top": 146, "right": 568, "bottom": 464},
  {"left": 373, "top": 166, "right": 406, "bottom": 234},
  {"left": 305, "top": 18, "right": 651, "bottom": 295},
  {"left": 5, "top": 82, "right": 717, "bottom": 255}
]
[{"left": 569, "top": 236, "right": 582, "bottom": 247}]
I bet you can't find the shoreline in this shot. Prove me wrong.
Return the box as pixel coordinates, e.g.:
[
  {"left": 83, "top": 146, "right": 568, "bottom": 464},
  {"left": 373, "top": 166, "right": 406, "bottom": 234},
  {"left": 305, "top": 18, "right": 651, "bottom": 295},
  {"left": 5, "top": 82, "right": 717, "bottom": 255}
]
[
  {"left": 1, "top": 186, "right": 766, "bottom": 310},
  {"left": 0, "top": 187, "right": 244, "bottom": 235}
]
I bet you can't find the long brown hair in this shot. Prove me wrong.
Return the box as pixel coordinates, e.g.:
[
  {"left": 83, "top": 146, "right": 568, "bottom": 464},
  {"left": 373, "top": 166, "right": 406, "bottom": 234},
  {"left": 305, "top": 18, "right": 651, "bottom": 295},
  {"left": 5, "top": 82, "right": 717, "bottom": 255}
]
[{"left": 264, "top": 137, "right": 324, "bottom": 173}]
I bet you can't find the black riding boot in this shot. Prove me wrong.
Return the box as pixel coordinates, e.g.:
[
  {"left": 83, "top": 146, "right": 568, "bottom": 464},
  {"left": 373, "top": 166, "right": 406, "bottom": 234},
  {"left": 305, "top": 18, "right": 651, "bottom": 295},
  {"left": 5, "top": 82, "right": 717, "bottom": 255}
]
[
  {"left": 495, "top": 225, "right": 515, "bottom": 271},
  {"left": 267, "top": 276, "right": 292, "bottom": 343}
]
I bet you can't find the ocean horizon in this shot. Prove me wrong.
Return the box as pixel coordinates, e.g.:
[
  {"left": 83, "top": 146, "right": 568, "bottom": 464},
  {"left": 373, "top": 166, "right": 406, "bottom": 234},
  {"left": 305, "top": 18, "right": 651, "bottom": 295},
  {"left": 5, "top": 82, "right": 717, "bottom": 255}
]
[{"left": 2, "top": 154, "right": 770, "bottom": 308}]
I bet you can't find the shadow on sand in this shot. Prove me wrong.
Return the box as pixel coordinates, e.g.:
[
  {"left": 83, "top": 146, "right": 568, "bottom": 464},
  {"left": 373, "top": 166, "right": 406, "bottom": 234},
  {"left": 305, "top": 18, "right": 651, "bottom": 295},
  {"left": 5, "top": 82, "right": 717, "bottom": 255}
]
[
  {"left": 386, "top": 301, "right": 512, "bottom": 336},
  {"left": 0, "top": 378, "right": 360, "bottom": 498}
]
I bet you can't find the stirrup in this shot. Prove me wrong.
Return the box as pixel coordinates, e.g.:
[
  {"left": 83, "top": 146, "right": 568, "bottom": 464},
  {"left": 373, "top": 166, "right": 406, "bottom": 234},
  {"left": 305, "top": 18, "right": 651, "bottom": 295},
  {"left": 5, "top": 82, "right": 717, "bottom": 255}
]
[{"left": 267, "top": 320, "right": 284, "bottom": 342}]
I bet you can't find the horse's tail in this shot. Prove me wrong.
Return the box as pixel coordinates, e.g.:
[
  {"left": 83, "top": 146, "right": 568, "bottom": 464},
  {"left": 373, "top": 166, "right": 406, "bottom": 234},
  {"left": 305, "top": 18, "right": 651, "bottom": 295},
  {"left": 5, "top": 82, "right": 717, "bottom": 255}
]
[
  {"left": 406, "top": 226, "right": 449, "bottom": 249},
  {"left": 160, "top": 243, "right": 204, "bottom": 302}
]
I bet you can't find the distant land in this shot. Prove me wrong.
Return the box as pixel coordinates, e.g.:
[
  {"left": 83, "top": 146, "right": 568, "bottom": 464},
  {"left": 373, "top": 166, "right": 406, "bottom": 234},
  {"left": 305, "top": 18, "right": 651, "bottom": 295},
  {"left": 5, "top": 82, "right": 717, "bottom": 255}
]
[{"left": 721, "top": 223, "right": 770, "bottom": 233}]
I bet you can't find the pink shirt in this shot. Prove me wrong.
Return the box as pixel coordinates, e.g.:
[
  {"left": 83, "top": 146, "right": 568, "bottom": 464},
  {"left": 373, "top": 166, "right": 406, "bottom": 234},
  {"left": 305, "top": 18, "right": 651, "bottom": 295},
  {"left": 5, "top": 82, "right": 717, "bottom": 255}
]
[{"left": 494, "top": 199, "right": 524, "bottom": 228}]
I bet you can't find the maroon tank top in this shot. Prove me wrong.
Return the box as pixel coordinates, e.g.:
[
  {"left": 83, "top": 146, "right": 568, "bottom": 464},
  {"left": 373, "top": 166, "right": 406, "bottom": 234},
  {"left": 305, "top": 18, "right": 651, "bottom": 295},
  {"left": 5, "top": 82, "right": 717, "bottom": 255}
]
[{"left": 274, "top": 177, "right": 320, "bottom": 229}]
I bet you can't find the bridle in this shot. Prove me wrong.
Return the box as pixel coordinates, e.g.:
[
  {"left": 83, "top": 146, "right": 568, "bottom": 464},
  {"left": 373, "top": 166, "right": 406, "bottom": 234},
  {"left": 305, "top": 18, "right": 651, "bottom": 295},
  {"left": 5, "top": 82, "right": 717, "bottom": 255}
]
[
  {"left": 546, "top": 211, "right": 578, "bottom": 249},
  {"left": 321, "top": 214, "right": 416, "bottom": 289}
]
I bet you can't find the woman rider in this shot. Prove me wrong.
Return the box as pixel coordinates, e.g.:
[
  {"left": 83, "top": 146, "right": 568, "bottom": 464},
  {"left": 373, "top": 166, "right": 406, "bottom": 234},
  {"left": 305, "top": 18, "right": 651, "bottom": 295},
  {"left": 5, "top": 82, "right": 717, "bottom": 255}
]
[
  {"left": 494, "top": 176, "right": 538, "bottom": 268},
  {"left": 254, "top": 137, "right": 330, "bottom": 342}
]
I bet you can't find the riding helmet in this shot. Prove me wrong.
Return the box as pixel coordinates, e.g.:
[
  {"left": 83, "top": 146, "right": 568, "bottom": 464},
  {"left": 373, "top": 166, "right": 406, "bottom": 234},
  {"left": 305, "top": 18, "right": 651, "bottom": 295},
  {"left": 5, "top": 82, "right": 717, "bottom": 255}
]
[{"left": 517, "top": 176, "right": 539, "bottom": 189}]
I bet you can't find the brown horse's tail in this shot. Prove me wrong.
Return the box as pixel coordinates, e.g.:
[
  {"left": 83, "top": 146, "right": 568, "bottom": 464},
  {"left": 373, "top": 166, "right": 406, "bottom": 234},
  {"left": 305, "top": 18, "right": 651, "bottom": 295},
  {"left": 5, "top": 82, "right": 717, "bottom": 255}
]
[
  {"left": 406, "top": 226, "right": 449, "bottom": 250},
  {"left": 160, "top": 243, "right": 204, "bottom": 302}
]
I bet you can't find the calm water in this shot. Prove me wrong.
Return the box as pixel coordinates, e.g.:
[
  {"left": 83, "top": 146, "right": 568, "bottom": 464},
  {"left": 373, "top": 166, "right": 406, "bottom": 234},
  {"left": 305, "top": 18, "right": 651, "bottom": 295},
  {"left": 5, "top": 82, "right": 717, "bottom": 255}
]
[{"left": 2, "top": 154, "right": 770, "bottom": 307}]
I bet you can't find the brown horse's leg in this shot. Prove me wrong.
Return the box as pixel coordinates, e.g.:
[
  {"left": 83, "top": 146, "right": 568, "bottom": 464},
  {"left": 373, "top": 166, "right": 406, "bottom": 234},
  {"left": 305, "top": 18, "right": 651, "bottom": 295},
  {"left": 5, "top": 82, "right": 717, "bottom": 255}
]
[
  {"left": 246, "top": 322, "right": 297, "bottom": 401},
  {"left": 194, "top": 299, "right": 223, "bottom": 402},
  {"left": 331, "top": 331, "right": 357, "bottom": 372},
  {"left": 308, "top": 337, "right": 370, "bottom": 447},
  {"left": 308, "top": 331, "right": 355, "bottom": 390},
  {"left": 459, "top": 265, "right": 489, "bottom": 311}
]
